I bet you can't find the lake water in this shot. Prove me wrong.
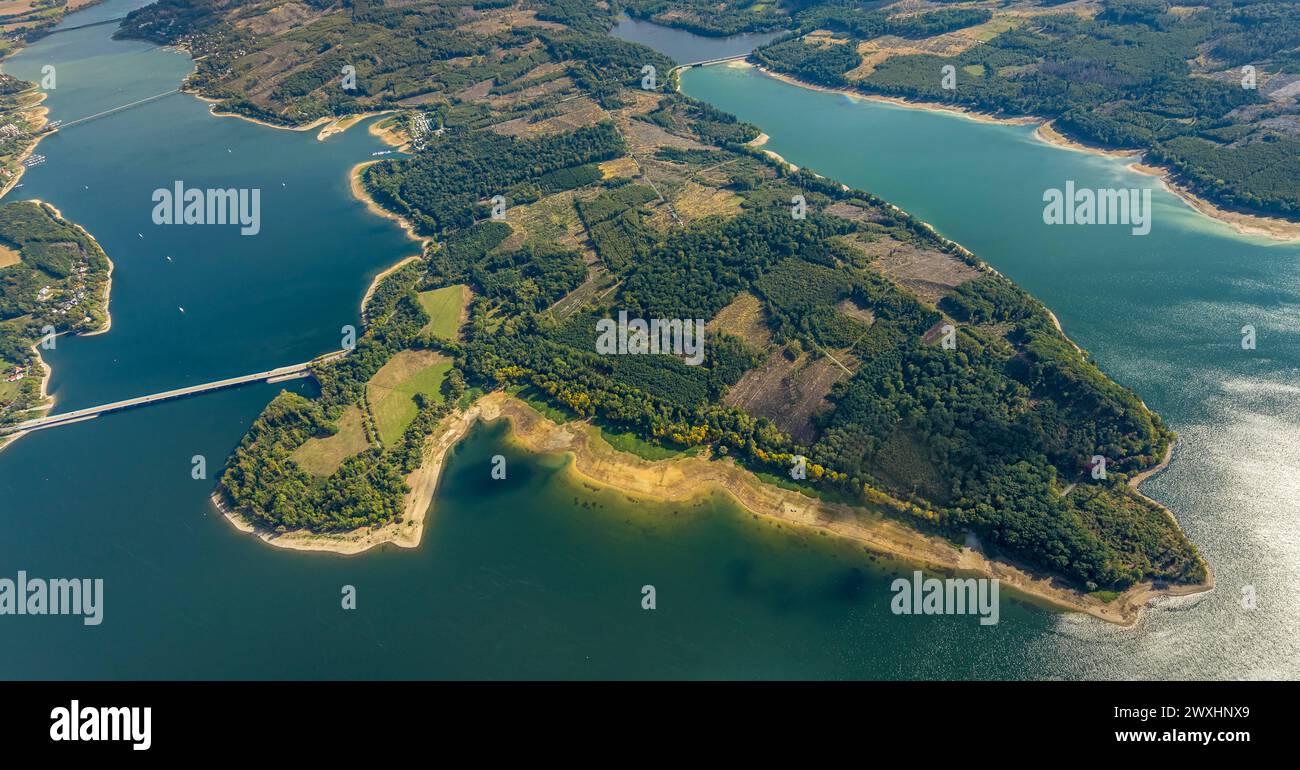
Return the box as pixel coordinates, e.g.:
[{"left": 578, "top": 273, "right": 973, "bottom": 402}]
[
  {"left": 610, "top": 15, "right": 785, "bottom": 64},
  {"left": 0, "top": 5, "right": 1295, "bottom": 679},
  {"left": 679, "top": 61, "right": 1300, "bottom": 678}
]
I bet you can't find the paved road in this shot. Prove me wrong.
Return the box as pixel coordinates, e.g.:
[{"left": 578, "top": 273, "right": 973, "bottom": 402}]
[{"left": 2, "top": 350, "right": 347, "bottom": 435}]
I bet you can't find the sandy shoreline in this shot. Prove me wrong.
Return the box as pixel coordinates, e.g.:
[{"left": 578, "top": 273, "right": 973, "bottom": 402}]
[
  {"left": 745, "top": 130, "right": 801, "bottom": 172},
  {"left": 316, "top": 111, "right": 396, "bottom": 141},
  {"left": 213, "top": 400, "right": 486, "bottom": 554},
  {"left": 359, "top": 255, "right": 421, "bottom": 315},
  {"left": 487, "top": 394, "right": 1211, "bottom": 626},
  {"left": 190, "top": 92, "right": 329, "bottom": 134},
  {"left": 349, "top": 160, "right": 429, "bottom": 249},
  {"left": 215, "top": 390, "right": 1211, "bottom": 625},
  {"left": 190, "top": 90, "right": 401, "bottom": 147},
  {"left": 726, "top": 61, "right": 1300, "bottom": 242}
]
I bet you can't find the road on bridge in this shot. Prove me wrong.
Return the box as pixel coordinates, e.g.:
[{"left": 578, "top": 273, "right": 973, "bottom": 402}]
[{"left": 2, "top": 350, "right": 348, "bottom": 436}]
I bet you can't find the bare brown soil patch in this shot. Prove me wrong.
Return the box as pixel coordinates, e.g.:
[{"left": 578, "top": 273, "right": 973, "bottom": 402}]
[
  {"left": 236, "top": 2, "right": 327, "bottom": 35},
  {"left": 495, "top": 190, "right": 587, "bottom": 252},
  {"left": 725, "top": 348, "right": 856, "bottom": 444},
  {"left": 837, "top": 298, "right": 876, "bottom": 325},
  {"left": 673, "top": 180, "right": 741, "bottom": 223},
  {"left": 864, "top": 239, "right": 980, "bottom": 303},
  {"left": 490, "top": 97, "right": 604, "bottom": 138},
  {"left": 825, "top": 201, "right": 888, "bottom": 224},
  {"left": 0, "top": 242, "right": 19, "bottom": 268},
  {"left": 708, "top": 291, "right": 774, "bottom": 352},
  {"left": 455, "top": 79, "right": 494, "bottom": 101},
  {"left": 462, "top": 9, "right": 565, "bottom": 34},
  {"left": 623, "top": 118, "right": 708, "bottom": 155},
  {"left": 598, "top": 156, "right": 640, "bottom": 179}
]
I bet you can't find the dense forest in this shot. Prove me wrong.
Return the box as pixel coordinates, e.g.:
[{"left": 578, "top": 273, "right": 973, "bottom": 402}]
[
  {"left": 113, "top": 0, "right": 1300, "bottom": 219},
  {"left": 749, "top": 0, "right": 1300, "bottom": 219},
  {"left": 127, "top": 0, "right": 1207, "bottom": 592}
]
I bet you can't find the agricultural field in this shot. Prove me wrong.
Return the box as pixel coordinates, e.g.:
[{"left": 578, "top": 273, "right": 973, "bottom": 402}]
[
  {"left": 366, "top": 349, "right": 452, "bottom": 446},
  {"left": 416, "top": 284, "right": 469, "bottom": 341},
  {"left": 289, "top": 403, "right": 370, "bottom": 477}
]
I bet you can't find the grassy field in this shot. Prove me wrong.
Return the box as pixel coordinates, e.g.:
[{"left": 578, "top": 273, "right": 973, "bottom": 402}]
[
  {"left": 290, "top": 404, "right": 369, "bottom": 477},
  {"left": 0, "top": 376, "right": 24, "bottom": 401},
  {"left": 416, "top": 284, "right": 467, "bottom": 341},
  {"left": 0, "top": 242, "right": 19, "bottom": 268},
  {"left": 595, "top": 423, "right": 690, "bottom": 461},
  {"left": 367, "top": 349, "right": 452, "bottom": 445}
]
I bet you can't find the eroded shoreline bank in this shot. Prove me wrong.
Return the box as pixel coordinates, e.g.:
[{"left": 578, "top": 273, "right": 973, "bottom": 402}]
[
  {"left": 216, "top": 391, "right": 1212, "bottom": 626},
  {"left": 214, "top": 399, "right": 486, "bottom": 555},
  {"left": 208, "top": 58, "right": 1220, "bottom": 628}
]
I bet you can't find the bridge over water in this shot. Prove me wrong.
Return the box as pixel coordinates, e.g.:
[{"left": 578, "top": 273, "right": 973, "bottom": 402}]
[
  {"left": 669, "top": 53, "right": 750, "bottom": 75},
  {"left": 45, "top": 17, "right": 127, "bottom": 35},
  {"left": 1, "top": 350, "right": 348, "bottom": 436},
  {"left": 49, "top": 88, "right": 182, "bottom": 132}
]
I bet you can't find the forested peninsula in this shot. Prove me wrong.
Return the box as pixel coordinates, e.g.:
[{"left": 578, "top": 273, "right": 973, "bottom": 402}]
[
  {"left": 118, "top": 0, "right": 1207, "bottom": 604},
  {"left": 629, "top": 0, "right": 1300, "bottom": 224}
]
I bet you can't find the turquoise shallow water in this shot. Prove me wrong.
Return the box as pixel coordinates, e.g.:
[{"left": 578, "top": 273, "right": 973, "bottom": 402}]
[{"left": 0, "top": 5, "right": 1294, "bottom": 679}]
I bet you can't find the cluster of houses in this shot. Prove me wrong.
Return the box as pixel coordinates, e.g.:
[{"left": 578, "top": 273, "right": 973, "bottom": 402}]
[
  {"left": 5, "top": 366, "right": 26, "bottom": 383},
  {"left": 1, "top": 121, "right": 25, "bottom": 182},
  {"left": 408, "top": 111, "right": 445, "bottom": 151},
  {"left": 34, "top": 262, "right": 96, "bottom": 324}
]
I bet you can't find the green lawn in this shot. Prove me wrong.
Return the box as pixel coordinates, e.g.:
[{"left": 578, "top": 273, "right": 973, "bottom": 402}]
[
  {"left": 596, "top": 423, "right": 689, "bottom": 461},
  {"left": 290, "top": 404, "right": 369, "bottom": 477},
  {"left": 509, "top": 384, "right": 576, "bottom": 424},
  {"left": 417, "top": 284, "right": 467, "bottom": 340},
  {"left": 0, "top": 377, "right": 23, "bottom": 402},
  {"left": 367, "top": 350, "right": 452, "bottom": 445}
]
